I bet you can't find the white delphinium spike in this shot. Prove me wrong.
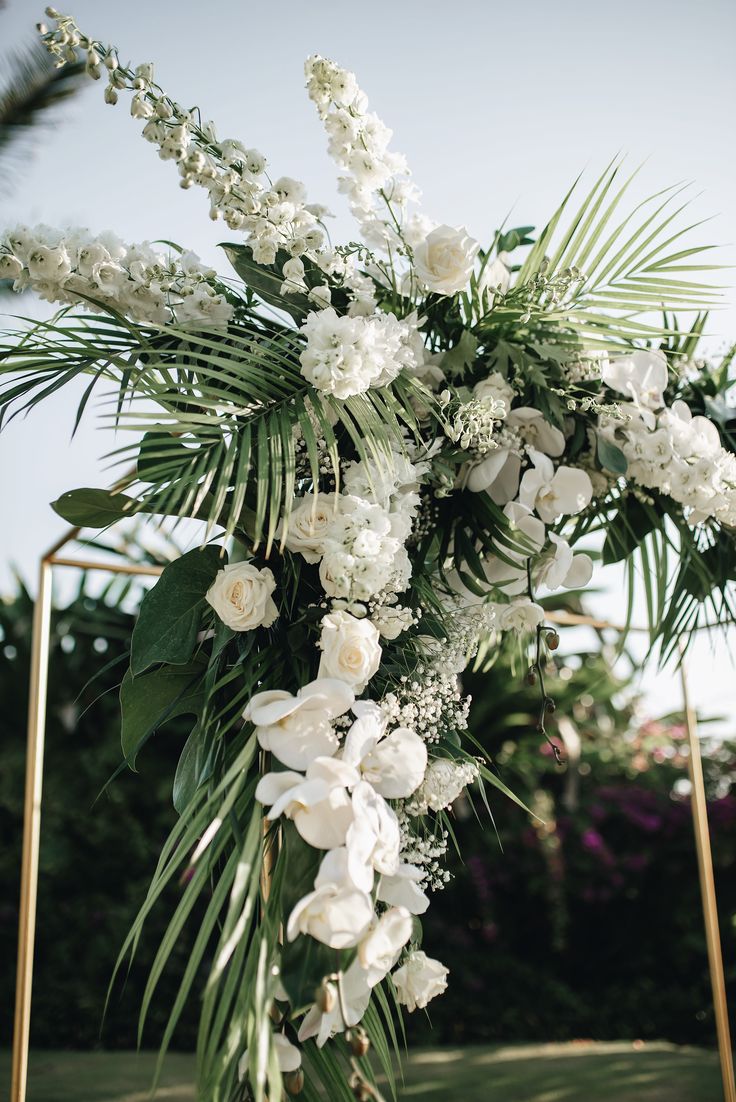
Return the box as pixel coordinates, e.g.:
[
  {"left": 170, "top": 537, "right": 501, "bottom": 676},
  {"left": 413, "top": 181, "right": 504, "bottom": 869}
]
[
  {"left": 0, "top": 225, "right": 233, "bottom": 328},
  {"left": 304, "top": 54, "right": 431, "bottom": 256},
  {"left": 38, "top": 12, "right": 326, "bottom": 265}
]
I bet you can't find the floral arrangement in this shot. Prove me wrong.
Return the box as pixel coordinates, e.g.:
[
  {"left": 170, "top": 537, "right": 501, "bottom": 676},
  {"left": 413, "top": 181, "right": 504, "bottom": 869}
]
[{"left": 2, "top": 9, "right": 735, "bottom": 1100}]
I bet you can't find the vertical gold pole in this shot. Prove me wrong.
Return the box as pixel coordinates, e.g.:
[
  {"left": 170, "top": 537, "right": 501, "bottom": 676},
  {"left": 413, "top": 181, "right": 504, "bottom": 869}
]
[
  {"left": 11, "top": 557, "right": 54, "bottom": 1102},
  {"left": 680, "top": 649, "right": 736, "bottom": 1102}
]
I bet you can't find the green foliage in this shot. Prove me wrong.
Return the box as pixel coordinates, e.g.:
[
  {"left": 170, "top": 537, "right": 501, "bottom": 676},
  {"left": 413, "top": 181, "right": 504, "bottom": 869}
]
[
  {"left": 120, "top": 660, "right": 206, "bottom": 766},
  {"left": 130, "top": 546, "right": 222, "bottom": 674}
]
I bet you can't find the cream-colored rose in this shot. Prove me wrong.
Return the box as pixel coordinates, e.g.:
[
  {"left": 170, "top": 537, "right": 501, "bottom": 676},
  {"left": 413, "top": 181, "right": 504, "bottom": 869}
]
[
  {"left": 280, "top": 492, "right": 337, "bottom": 563},
  {"left": 206, "top": 561, "right": 278, "bottom": 631},
  {"left": 318, "top": 610, "right": 382, "bottom": 692},
  {"left": 413, "top": 224, "right": 479, "bottom": 297}
]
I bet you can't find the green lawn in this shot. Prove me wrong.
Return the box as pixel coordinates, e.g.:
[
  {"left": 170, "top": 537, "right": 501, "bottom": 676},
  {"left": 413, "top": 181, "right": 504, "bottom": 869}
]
[{"left": 0, "top": 1041, "right": 726, "bottom": 1102}]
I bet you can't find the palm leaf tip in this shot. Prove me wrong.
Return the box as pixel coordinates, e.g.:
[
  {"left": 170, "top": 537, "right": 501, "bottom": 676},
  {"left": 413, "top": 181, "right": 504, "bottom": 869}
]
[{"left": 0, "top": 41, "right": 86, "bottom": 177}]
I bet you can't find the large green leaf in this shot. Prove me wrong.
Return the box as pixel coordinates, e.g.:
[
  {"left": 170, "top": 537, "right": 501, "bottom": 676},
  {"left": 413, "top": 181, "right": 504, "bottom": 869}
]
[
  {"left": 220, "top": 243, "right": 311, "bottom": 321},
  {"left": 120, "top": 659, "right": 206, "bottom": 765},
  {"left": 602, "top": 496, "right": 661, "bottom": 565},
  {"left": 130, "top": 545, "right": 223, "bottom": 675},
  {"left": 51, "top": 486, "right": 136, "bottom": 527}
]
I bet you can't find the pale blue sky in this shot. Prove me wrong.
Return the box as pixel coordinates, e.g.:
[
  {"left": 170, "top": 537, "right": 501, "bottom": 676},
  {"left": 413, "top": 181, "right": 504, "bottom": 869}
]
[{"left": 1, "top": 0, "right": 734, "bottom": 728}]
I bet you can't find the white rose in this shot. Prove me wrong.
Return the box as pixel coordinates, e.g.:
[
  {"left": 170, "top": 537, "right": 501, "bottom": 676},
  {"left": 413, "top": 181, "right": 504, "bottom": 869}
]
[
  {"left": 206, "top": 561, "right": 278, "bottom": 631},
  {"left": 414, "top": 224, "right": 479, "bottom": 297},
  {"left": 392, "top": 950, "right": 449, "bottom": 1012},
  {"left": 280, "top": 492, "right": 337, "bottom": 563},
  {"left": 318, "top": 610, "right": 382, "bottom": 692}
]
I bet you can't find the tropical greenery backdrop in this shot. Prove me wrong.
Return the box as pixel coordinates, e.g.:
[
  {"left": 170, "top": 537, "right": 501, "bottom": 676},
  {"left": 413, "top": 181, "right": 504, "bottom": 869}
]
[{"left": 2, "top": 552, "right": 734, "bottom": 1052}]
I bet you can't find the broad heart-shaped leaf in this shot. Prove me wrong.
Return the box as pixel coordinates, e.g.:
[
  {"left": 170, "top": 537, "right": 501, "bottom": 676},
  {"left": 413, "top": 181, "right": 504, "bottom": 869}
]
[
  {"left": 602, "top": 495, "right": 661, "bottom": 565},
  {"left": 120, "top": 659, "right": 206, "bottom": 766},
  {"left": 596, "top": 433, "right": 628, "bottom": 476},
  {"left": 51, "top": 486, "right": 136, "bottom": 527},
  {"left": 220, "top": 243, "right": 311, "bottom": 322},
  {"left": 131, "top": 545, "right": 223, "bottom": 675}
]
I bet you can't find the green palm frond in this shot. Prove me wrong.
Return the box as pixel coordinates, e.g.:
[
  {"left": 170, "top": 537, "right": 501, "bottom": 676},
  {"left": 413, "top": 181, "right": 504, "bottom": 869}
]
[
  {"left": 0, "top": 309, "right": 428, "bottom": 549},
  {"left": 483, "top": 159, "right": 722, "bottom": 351},
  {"left": 0, "top": 42, "right": 86, "bottom": 183}
]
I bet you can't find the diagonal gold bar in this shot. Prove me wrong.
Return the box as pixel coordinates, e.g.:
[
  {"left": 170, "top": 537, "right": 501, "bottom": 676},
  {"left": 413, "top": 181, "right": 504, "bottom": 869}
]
[
  {"left": 680, "top": 644, "right": 736, "bottom": 1102},
  {"left": 10, "top": 532, "right": 163, "bottom": 1102}
]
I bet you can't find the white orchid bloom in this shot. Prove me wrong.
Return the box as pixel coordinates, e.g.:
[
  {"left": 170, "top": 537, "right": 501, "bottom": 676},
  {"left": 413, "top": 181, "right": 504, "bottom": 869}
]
[
  {"left": 255, "top": 756, "right": 358, "bottom": 849},
  {"left": 342, "top": 701, "right": 427, "bottom": 798},
  {"left": 535, "top": 532, "right": 593, "bottom": 591},
  {"left": 518, "top": 449, "right": 593, "bottom": 523},
  {"left": 244, "top": 677, "right": 353, "bottom": 770},
  {"left": 464, "top": 445, "right": 521, "bottom": 502},
  {"left": 507, "top": 407, "right": 565, "bottom": 457},
  {"left": 286, "top": 881, "right": 374, "bottom": 949},
  {"left": 298, "top": 958, "right": 372, "bottom": 1047},
  {"left": 482, "top": 501, "right": 545, "bottom": 594},
  {"left": 666, "top": 399, "right": 722, "bottom": 458},
  {"left": 345, "top": 780, "right": 400, "bottom": 892},
  {"left": 602, "top": 348, "right": 668, "bottom": 412},
  {"left": 377, "top": 862, "right": 430, "bottom": 915},
  {"left": 238, "top": 1031, "right": 301, "bottom": 1082},
  {"left": 358, "top": 906, "right": 413, "bottom": 986}
]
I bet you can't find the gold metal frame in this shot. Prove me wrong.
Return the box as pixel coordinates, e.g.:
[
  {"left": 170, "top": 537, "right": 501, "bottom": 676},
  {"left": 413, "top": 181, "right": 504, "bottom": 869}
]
[{"left": 10, "top": 534, "right": 735, "bottom": 1102}]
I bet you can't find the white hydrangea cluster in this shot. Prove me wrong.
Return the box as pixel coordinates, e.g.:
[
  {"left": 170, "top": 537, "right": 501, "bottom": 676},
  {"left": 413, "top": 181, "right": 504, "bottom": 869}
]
[
  {"left": 304, "top": 54, "right": 431, "bottom": 252},
  {"left": 600, "top": 350, "right": 736, "bottom": 525},
  {"left": 0, "top": 224, "right": 233, "bottom": 327},
  {"left": 407, "top": 758, "right": 479, "bottom": 816},
  {"left": 299, "top": 306, "right": 422, "bottom": 399},
  {"left": 40, "top": 11, "right": 325, "bottom": 264},
  {"left": 612, "top": 403, "right": 736, "bottom": 524},
  {"left": 319, "top": 495, "right": 411, "bottom": 602}
]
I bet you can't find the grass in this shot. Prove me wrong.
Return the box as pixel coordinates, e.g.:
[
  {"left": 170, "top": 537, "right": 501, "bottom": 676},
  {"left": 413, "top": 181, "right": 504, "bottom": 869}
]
[{"left": 0, "top": 1041, "right": 725, "bottom": 1102}]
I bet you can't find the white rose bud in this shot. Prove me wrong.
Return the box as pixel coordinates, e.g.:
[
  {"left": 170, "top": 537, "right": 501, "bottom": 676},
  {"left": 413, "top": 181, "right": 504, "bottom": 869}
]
[
  {"left": 392, "top": 950, "right": 449, "bottom": 1011},
  {"left": 318, "top": 610, "right": 381, "bottom": 693},
  {"left": 206, "top": 562, "right": 279, "bottom": 632},
  {"left": 414, "top": 224, "right": 479, "bottom": 297}
]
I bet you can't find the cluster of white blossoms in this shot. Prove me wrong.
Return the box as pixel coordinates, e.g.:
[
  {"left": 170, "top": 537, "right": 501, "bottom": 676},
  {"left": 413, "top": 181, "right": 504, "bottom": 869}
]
[
  {"left": 39, "top": 10, "right": 326, "bottom": 265},
  {"left": 298, "top": 306, "right": 423, "bottom": 399},
  {"left": 304, "top": 54, "right": 429, "bottom": 253},
  {"left": 251, "top": 679, "right": 450, "bottom": 1043},
  {"left": 0, "top": 224, "right": 233, "bottom": 327},
  {"left": 600, "top": 350, "right": 736, "bottom": 525}
]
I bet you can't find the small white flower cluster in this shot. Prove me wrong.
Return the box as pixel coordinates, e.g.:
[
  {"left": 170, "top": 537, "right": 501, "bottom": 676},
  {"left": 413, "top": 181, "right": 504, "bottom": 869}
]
[
  {"left": 304, "top": 55, "right": 429, "bottom": 253},
  {"left": 447, "top": 395, "right": 506, "bottom": 456},
  {"left": 600, "top": 349, "right": 736, "bottom": 525},
  {"left": 299, "top": 306, "right": 422, "bottom": 399},
  {"left": 40, "top": 11, "right": 325, "bottom": 264},
  {"left": 397, "top": 812, "right": 451, "bottom": 891},
  {"left": 380, "top": 663, "right": 471, "bottom": 746},
  {"left": 0, "top": 224, "right": 233, "bottom": 327}
]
